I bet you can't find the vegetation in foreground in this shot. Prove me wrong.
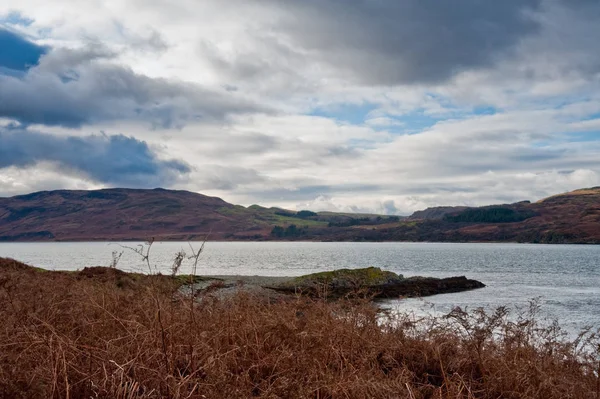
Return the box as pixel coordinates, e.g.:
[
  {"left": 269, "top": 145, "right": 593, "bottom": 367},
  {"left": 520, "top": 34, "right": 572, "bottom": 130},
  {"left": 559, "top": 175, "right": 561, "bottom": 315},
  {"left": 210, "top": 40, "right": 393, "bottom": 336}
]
[{"left": 1, "top": 257, "right": 599, "bottom": 398}]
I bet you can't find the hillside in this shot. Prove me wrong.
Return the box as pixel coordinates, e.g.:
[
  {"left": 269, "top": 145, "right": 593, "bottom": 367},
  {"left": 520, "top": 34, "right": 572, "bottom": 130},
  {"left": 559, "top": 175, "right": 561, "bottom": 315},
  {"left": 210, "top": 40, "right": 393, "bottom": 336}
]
[
  {"left": 324, "top": 187, "right": 600, "bottom": 244},
  {"left": 0, "top": 188, "right": 400, "bottom": 241},
  {"left": 0, "top": 187, "right": 599, "bottom": 243},
  {"left": 407, "top": 206, "right": 468, "bottom": 221}
]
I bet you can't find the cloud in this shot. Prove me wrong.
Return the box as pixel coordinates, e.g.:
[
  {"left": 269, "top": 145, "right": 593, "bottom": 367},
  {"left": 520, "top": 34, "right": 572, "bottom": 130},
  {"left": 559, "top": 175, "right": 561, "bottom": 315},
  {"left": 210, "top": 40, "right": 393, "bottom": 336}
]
[
  {"left": 522, "top": 0, "right": 600, "bottom": 81},
  {"left": 0, "top": 126, "right": 190, "bottom": 186},
  {"left": 381, "top": 200, "right": 398, "bottom": 215},
  {"left": 188, "top": 0, "right": 600, "bottom": 111},
  {"left": 192, "top": 165, "right": 269, "bottom": 191},
  {"left": 0, "top": 33, "right": 267, "bottom": 128},
  {"left": 295, "top": 196, "right": 401, "bottom": 215},
  {"left": 0, "top": 27, "right": 47, "bottom": 72},
  {"left": 205, "top": 0, "right": 542, "bottom": 86},
  {"left": 0, "top": 163, "right": 101, "bottom": 198},
  {"left": 295, "top": 195, "right": 342, "bottom": 213},
  {"left": 285, "top": 169, "right": 600, "bottom": 215},
  {"left": 1, "top": 3, "right": 600, "bottom": 214},
  {"left": 243, "top": 184, "right": 383, "bottom": 203}
]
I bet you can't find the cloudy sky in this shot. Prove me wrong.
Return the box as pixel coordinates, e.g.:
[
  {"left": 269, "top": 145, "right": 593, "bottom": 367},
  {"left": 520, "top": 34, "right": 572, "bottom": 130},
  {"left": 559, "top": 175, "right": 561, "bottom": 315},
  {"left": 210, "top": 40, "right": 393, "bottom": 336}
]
[{"left": 1, "top": 0, "right": 599, "bottom": 214}]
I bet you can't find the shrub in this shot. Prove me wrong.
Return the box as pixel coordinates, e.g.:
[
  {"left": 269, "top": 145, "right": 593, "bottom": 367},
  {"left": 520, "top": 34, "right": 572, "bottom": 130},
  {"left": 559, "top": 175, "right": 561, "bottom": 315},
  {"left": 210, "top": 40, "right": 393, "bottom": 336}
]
[
  {"left": 0, "top": 258, "right": 598, "bottom": 399},
  {"left": 296, "top": 210, "right": 318, "bottom": 218},
  {"left": 445, "top": 207, "right": 537, "bottom": 223}
]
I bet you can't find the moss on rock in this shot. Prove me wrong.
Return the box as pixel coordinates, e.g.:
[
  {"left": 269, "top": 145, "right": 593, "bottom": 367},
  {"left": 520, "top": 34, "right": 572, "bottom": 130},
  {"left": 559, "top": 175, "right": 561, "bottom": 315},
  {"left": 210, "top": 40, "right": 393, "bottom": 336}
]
[{"left": 291, "top": 267, "right": 403, "bottom": 289}]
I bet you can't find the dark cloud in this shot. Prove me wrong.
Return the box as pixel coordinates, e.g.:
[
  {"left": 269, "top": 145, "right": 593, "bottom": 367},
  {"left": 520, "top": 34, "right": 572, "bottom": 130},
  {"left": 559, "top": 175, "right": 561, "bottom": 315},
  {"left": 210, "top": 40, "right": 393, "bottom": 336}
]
[
  {"left": 0, "top": 28, "right": 47, "bottom": 72},
  {"left": 0, "top": 126, "right": 190, "bottom": 186},
  {"left": 560, "top": 0, "right": 600, "bottom": 10},
  {"left": 524, "top": 0, "right": 600, "bottom": 81},
  {"left": 218, "top": 0, "right": 542, "bottom": 85},
  {"left": 0, "top": 36, "right": 267, "bottom": 128}
]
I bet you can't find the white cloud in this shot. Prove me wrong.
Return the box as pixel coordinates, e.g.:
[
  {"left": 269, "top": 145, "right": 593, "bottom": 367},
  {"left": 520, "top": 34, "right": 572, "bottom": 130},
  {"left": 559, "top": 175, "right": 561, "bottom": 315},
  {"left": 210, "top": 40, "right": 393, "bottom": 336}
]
[{"left": 0, "top": 163, "right": 101, "bottom": 197}]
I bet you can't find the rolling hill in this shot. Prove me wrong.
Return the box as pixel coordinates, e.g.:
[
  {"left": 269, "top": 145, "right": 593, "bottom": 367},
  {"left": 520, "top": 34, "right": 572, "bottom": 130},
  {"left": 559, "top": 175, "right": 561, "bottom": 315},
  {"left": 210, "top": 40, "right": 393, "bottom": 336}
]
[
  {"left": 0, "top": 188, "right": 399, "bottom": 241},
  {"left": 0, "top": 187, "right": 599, "bottom": 243},
  {"left": 325, "top": 187, "right": 600, "bottom": 244}
]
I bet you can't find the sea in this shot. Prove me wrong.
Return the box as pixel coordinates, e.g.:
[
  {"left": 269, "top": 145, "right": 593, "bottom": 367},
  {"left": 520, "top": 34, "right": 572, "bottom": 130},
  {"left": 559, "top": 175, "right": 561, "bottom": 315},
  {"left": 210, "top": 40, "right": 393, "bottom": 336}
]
[{"left": 1, "top": 241, "right": 599, "bottom": 333}]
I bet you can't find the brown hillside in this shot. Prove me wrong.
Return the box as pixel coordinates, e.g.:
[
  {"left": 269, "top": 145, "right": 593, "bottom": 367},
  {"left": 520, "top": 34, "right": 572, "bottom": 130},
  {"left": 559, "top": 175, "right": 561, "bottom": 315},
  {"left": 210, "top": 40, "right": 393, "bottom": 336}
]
[
  {"left": 0, "top": 188, "right": 260, "bottom": 241},
  {"left": 1, "top": 187, "right": 599, "bottom": 243},
  {"left": 334, "top": 187, "right": 600, "bottom": 244}
]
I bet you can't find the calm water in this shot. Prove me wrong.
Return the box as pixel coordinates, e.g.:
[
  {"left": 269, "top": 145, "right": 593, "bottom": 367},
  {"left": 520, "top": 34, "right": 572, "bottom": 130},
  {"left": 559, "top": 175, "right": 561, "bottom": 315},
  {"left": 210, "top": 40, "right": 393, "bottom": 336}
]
[{"left": 1, "top": 242, "right": 599, "bottom": 332}]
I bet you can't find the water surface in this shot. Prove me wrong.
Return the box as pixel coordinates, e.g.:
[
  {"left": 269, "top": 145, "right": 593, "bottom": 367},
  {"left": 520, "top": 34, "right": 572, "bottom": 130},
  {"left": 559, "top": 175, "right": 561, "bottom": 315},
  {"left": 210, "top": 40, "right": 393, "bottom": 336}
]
[{"left": 1, "top": 242, "right": 598, "bottom": 332}]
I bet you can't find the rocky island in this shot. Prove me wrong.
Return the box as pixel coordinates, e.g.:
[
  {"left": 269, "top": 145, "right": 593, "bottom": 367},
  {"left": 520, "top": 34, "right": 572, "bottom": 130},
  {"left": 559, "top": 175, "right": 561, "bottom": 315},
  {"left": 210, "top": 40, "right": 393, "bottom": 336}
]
[{"left": 179, "top": 266, "right": 485, "bottom": 301}]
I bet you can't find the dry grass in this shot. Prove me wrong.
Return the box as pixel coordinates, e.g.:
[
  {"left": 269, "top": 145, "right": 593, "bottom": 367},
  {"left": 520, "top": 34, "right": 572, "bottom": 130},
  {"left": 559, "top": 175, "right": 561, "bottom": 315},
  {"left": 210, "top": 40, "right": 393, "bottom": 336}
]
[{"left": 1, "top": 257, "right": 599, "bottom": 399}]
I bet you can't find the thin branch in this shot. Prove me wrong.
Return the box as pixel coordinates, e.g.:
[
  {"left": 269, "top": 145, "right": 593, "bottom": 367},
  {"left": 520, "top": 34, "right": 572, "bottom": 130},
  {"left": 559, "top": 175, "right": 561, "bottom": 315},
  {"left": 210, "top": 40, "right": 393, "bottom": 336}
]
[{"left": 118, "top": 237, "right": 155, "bottom": 274}]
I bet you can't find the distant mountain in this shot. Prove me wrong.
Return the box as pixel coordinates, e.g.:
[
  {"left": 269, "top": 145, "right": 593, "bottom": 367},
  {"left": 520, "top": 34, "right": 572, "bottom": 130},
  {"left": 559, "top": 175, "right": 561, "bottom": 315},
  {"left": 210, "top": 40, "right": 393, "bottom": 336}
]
[
  {"left": 335, "top": 187, "right": 600, "bottom": 244},
  {"left": 0, "top": 187, "right": 599, "bottom": 243},
  {"left": 0, "top": 188, "right": 401, "bottom": 241}
]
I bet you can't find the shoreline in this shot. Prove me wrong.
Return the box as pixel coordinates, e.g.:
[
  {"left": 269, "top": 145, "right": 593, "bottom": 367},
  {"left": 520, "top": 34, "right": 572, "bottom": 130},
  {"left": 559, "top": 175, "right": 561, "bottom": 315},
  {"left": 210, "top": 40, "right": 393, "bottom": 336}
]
[
  {"left": 176, "top": 267, "right": 486, "bottom": 301},
  {"left": 2, "top": 239, "right": 599, "bottom": 244}
]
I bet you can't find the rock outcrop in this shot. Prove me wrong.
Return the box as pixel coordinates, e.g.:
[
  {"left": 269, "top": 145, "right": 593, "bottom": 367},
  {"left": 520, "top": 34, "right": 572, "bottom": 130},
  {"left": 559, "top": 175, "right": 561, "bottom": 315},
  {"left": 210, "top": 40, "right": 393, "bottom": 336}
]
[{"left": 267, "top": 267, "right": 485, "bottom": 300}]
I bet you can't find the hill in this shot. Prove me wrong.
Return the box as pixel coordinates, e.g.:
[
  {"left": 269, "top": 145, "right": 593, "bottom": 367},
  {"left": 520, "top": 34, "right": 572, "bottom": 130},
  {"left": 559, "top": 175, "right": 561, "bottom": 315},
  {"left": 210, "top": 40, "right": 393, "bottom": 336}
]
[
  {"left": 324, "top": 187, "right": 600, "bottom": 244},
  {"left": 0, "top": 187, "right": 599, "bottom": 243},
  {"left": 0, "top": 188, "right": 400, "bottom": 241}
]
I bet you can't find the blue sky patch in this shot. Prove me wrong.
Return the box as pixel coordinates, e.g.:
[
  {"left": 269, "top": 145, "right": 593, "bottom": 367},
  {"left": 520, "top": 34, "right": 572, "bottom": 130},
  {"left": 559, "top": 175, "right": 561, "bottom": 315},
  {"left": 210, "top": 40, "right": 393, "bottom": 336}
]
[
  {"left": 389, "top": 113, "right": 440, "bottom": 133},
  {"left": 309, "top": 102, "right": 377, "bottom": 125},
  {"left": 309, "top": 102, "right": 445, "bottom": 134},
  {"left": 566, "top": 131, "right": 600, "bottom": 142},
  {"left": 472, "top": 106, "right": 497, "bottom": 116},
  {"left": 0, "top": 11, "right": 34, "bottom": 27},
  {"left": 0, "top": 27, "right": 47, "bottom": 72}
]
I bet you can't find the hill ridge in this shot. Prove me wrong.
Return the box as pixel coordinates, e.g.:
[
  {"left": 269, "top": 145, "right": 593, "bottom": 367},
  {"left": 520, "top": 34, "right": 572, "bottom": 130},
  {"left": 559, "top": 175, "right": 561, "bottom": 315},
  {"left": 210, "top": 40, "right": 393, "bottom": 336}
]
[{"left": 1, "top": 187, "right": 598, "bottom": 243}]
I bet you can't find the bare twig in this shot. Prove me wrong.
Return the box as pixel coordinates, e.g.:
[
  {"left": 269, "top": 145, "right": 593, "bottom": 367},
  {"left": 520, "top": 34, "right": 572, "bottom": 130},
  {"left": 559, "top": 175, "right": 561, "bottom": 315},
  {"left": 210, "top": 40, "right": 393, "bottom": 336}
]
[
  {"left": 185, "top": 233, "right": 209, "bottom": 374},
  {"left": 119, "top": 238, "right": 155, "bottom": 274},
  {"left": 109, "top": 250, "right": 124, "bottom": 269},
  {"left": 171, "top": 250, "right": 186, "bottom": 277},
  {"left": 187, "top": 238, "right": 206, "bottom": 278}
]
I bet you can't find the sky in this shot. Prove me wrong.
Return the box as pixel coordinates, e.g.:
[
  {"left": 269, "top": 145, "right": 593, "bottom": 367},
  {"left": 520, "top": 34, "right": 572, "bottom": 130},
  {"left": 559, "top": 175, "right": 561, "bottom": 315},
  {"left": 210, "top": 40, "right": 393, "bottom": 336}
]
[{"left": 0, "top": 0, "right": 599, "bottom": 215}]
